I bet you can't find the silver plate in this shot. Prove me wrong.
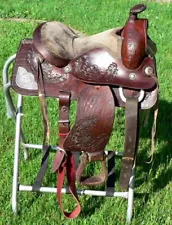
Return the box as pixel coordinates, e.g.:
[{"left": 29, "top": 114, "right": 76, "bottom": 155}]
[{"left": 16, "top": 67, "right": 38, "bottom": 90}]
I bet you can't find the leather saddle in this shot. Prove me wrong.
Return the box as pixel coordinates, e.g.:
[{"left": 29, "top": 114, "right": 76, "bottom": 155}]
[{"left": 11, "top": 4, "right": 158, "bottom": 219}]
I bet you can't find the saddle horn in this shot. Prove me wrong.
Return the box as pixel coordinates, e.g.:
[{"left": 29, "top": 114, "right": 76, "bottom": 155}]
[{"left": 121, "top": 4, "right": 148, "bottom": 69}]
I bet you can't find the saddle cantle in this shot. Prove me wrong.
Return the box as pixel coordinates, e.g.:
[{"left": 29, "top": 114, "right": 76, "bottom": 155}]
[{"left": 11, "top": 3, "right": 159, "bottom": 219}]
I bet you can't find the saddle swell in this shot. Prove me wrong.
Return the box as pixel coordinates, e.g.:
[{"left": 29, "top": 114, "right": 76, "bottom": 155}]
[{"left": 69, "top": 48, "right": 157, "bottom": 90}]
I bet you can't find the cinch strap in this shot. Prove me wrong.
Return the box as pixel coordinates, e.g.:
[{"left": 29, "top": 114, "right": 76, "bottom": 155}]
[{"left": 119, "top": 97, "right": 139, "bottom": 190}]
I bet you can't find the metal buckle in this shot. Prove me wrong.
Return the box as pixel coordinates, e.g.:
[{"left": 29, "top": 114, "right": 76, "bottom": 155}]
[
  {"left": 84, "top": 151, "right": 105, "bottom": 162},
  {"left": 58, "top": 120, "right": 69, "bottom": 123},
  {"left": 119, "top": 87, "right": 145, "bottom": 103},
  {"left": 56, "top": 146, "right": 67, "bottom": 155}
]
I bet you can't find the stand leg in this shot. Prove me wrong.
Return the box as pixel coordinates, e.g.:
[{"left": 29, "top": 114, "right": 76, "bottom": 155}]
[
  {"left": 3, "top": 54, "right": 16, "bottom": 119},
  {"left": 3, "top": 55, "right": 28, "bottom": 160},
  {"left": 126, "top": 164, "right": 135, "bottom": 224},
  {"left": 12, "top": 95, "right": 23, "bottom": 213}
]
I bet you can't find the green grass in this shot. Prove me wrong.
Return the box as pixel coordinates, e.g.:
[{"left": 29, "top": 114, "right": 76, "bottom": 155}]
[{"left": 0, "top": 1, "right": 172, "bottom": 224}]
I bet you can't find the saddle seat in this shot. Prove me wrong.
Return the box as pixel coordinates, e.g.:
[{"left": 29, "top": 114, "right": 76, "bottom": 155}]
[{"left": 33, "top": 21, "right": 123, "bottom": 68}]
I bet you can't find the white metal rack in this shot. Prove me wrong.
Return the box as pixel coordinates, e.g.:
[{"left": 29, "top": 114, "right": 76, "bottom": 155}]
[{"left": 3, "top": 55, "right": 135, "bottom": 224}]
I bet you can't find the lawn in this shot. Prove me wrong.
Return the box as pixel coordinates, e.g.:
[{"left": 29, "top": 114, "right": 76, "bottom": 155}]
[{"left": 0, "top": 0, "right": 172, "bottom": 224}]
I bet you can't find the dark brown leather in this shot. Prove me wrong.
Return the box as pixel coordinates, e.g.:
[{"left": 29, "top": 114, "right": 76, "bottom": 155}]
[
  {"left": 37, "top": 59, "right": 50, "bottom": 146},
  {"left": 76, "top": 152, "right": 107, "bottom": 186},
  {"left": 58, "top": 91, "right": 71, "bottom": 140},
  {"left": 119, "top": 97, "right": 139, "bottom": 189},
  {"left": 12, "top": 40, "right": 85, "bottom": 99},
  {"left": 70, "top": 48, "right": 156, "bottom": 90},
  {"left": 63, "top": 85, "right": 115, "bottom": 153},
  {"left": 63, "top": 85, "right": 115, "bottom": 186},
  {"left": 51, "top": 92, "right": 82, "bottom": 219},
  {"left": 32, "top": 61, "right": 51, "bottom": 192},
  {"left": 52, "top": 91, "right": 70, "bottom": 173},
  {"left": 12, "top": 40, "right": 158, "bottom": 110}
]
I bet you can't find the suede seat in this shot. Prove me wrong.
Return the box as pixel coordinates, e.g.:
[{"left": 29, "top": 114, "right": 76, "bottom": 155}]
[{"left": 33, "top": 21, "right": 123, "bottom": 63}]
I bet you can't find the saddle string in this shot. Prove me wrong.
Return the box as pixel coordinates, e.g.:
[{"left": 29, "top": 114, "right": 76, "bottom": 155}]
[
  {"left": 33, "top": 61, "right": 81, "bottom": 217},
  {"left": 55, "top": 91, "right": 81, "bottom": 218},
  {"left": 147, "top": 106, "right": 158, "bottom": 164},
  {"left": 148, "top": 65, "right": 159, "bottom": 162},
  {"left": 143, "top": 54, "right": 159, "bottom": 163},
  {"left": 37, "top": 59, "right": 50, "bottom": 146},
  {"left": 32, "top": 59, "right": 51, "bottom": 191}
]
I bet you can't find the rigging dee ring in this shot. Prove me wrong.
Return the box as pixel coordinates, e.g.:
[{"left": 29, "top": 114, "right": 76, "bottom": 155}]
[{"left": 119, "top": 87, "right": 145, "bottom": 103}]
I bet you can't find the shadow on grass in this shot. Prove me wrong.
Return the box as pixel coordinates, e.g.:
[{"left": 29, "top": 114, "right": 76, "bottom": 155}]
[
  {"left": 81, "top": 196, "right": 105, "bottom": 218},
  {"left": 136, "top": 99, "right": 172, "bottom": 191}
]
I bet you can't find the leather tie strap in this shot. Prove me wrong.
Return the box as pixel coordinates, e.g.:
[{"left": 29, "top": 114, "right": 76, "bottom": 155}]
[
  {"left": 33, "top": 59, "right": 50, "bottom": 191},
  {"left": 119, "top": 97, "right": 139, "bottom": 190},
  {"left": 57, "top": 152, "right": 81, "bottom": 219},
  {"left": 52, "top": 91, "right": 70, "bottom": 173},
  {"left": 37, "top": 59, "right": 50, "bottom": 145},
  {"left": 76, "top": 152, "right": 108, "bottom": 186},
  {"left": 52, "top": 91, "right": 81, "bottom": 219}
]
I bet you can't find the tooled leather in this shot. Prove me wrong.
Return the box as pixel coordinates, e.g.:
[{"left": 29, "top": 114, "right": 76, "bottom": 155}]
[
  {"left": 70, "top": 48, "right": 156, "bottom": 90},
  {"left": 12, "top": 40, "right": 158, "bottom": 109},
  {"left": 121, "top": 19, "right": 148, "bottom": 69},
  {"left": 27, "top": 48, "right": 68, "bottom": 83},
  {"left": 63, "top": 85, "right": 115, "bottom": 153},
  {"left": 10, "top": 3, "right": 159, "bottom": 219},
  {"left": 27, "top": 46, "right": 156, "bottom": 91}
]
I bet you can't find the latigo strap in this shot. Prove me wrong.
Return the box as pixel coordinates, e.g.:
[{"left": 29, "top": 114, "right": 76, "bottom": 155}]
[
  {"left": 119, "top": 97, "right": 139, "bottom": 189},
  {"left": 52, "top": 91, "right": 81, "bottom": 219},
  {"left": 57, "top": 151, "right": 81, "bottom": 219}
]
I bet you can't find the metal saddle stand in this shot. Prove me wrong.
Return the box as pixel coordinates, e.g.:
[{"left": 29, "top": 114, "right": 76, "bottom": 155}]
[
  {"left": 3, "top": 4, "right": 159, "bottom": 224},
  {"left": 3, "top": 54, "right": 136, "bottom": 224}
]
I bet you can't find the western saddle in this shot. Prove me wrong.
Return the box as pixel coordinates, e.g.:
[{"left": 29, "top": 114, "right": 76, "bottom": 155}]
[{"left": 11, "top": 4, "right": 159, "bottom": 219}]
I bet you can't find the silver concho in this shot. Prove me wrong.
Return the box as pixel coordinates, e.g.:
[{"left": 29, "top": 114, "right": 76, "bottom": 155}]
[
  {"left": 63, "top": 65, "right": 72, "bottom": 73},
  {"left": 129, "top": 73, "right": 136, "bottom": 80},
  {"left": 145, "top": 66, "right": 154, "bottom": 76}
]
